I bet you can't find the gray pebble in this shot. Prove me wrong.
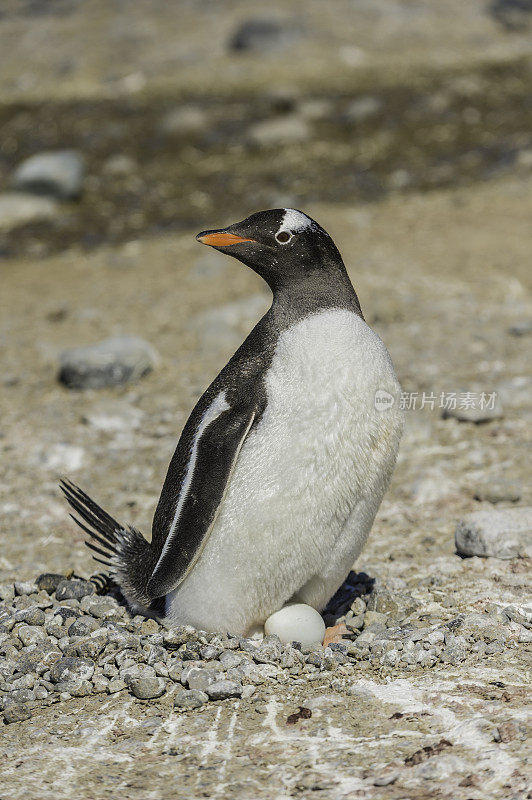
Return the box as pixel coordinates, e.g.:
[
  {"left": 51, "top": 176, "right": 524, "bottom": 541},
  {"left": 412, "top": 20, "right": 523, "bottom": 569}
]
[
  {"left": 455, "top": 507, "right": 532, "bottom": 559},
  {"left": 14, "top": 607, "right": 46, "bottom": 626},
  {"left": 3, "top": 705, "right": 32, "bottom": 724},
  {"left": 68, "top": 616, "right": 100, "bottom": 637},
  {"left": 253, "top": 635, "right": 282, "bottom": 664},
  {"left": 129, "top": 677, "right": 166, "bottom": 699},
  {"left": 229, "top": 18, "right": 300, "bottom": 54},
  {"left": 5, "top": 688, "right": 35, "bottom": 705},
  {"left": 108, "top": 678, "right": 127, "bottom": 694},
  {"left": 54, "top": 679, "right": 92, "bottom": 697},
  {"left": 187, "top": 668, "right": 224, "bottom": 692},
  {"left": 473, "top": 479, "right": 522, "bottom": 504},
  {"left": 55, "top": 579, "right": 94, "bottom": 601},
  {"left": 219, "top": 650, "right": 242, "bottom": 669},
  {"left": 59, "top": 336, "right": 158, "bottom": 390},
  {"left": 11, "top": 150, "right": 84, "bottom": 199},
  {"left": 173, "top": 688, "right": 208, "bottom": 709},
  {"left": 206, "top": 680, "right": 243, "bottom": 700},
  {"left": 14, "top": 581, "right": 38, "bottom": 597},
  {"left": 0, "top": 192, "right": 58, "bottom": 231},
  {"left": 0, "top": 584, "right": 16, "bottom": 602},
  {"left": 16, "top": 625, "right": 47, "bottom": 647},
  {"left": 200, "top": 644, "right": 223, "bottom": 661},
  {"left": 35, "top": 574, "right": 65, "bottom": 594},
  {"left": 363, "top": 611, "right": 388, "bottom": 629},
  {"left": 50, "top": 656, "right": 95, "bottom": 683}
]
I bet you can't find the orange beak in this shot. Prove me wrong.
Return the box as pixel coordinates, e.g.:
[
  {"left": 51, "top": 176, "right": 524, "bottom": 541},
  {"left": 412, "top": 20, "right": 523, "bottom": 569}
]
[{"left": 196, "top": 232, "right": 256, "bottom": 247}]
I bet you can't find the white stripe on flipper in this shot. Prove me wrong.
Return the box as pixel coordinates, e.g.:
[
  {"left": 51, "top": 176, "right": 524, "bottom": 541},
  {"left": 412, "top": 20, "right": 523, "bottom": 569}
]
[{"left": 154, "top": 390, "right": 230, "bottom": 571}]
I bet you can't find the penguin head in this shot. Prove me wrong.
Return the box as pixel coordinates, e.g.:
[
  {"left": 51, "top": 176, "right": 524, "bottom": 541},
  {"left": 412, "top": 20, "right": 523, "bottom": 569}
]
[{"left": 196, "top": 208, "right": 345, "bottom": 289}]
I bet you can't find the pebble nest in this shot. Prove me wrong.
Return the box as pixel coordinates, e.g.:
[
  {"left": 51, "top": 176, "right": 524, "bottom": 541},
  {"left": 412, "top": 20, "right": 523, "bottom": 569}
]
[{"left": 0, "top": 571, "right": 528, "bottom": 725}]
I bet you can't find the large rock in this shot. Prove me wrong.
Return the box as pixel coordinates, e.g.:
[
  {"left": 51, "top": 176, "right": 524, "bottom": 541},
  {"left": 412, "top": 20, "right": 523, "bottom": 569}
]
[
  {"left": 0, "top": 192, "right": 58, "bottom": 231},
  {"left": 455, "top": 507, "right": 532, "bottom": 559},
  {"left": 58, "top": 336, "right": 158, "bottom": 389},
  {"left": 12, "top": 150, "right": 85, "bottom": 199}
]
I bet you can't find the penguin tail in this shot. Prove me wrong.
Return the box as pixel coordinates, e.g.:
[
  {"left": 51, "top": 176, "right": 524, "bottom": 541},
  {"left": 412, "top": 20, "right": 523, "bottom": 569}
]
[{"left": 60, "top": 479, "right": 154, "bottom": 606}]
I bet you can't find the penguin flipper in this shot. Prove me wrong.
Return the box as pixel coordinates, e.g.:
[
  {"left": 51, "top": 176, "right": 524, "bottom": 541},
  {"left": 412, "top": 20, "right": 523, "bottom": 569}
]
[{"left": 146, "top": 398, "right": 257, "bottom": 599}]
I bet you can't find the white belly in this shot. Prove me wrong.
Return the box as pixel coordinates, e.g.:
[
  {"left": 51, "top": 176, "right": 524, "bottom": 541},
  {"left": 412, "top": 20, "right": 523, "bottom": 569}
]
[{"left": 166, "top": 309, "right": 404, "bottom": 634}]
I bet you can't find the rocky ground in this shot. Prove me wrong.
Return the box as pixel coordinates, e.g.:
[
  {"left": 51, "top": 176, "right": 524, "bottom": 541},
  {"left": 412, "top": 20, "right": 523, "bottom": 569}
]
[{"left": 1, "top": 2, "right": 531, "bottom": 799}]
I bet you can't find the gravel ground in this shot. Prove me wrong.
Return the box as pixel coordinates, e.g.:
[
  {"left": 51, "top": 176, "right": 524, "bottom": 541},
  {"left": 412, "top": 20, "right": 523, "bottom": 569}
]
[
  {"left": 1, "top": 175, "right": 531, "bottom": 799},
  {"left": 0, "top": 3, "right": 531, "bottom": 796}
]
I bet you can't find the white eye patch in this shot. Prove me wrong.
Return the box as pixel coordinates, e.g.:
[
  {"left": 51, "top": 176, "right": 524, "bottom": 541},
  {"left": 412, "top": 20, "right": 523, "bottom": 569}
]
[{"left": 275, "top": 208, "right": 317, "bottom": 243}]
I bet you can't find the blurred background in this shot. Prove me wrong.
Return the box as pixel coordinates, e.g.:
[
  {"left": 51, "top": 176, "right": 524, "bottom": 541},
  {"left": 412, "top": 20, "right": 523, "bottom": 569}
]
[{"left": 0, "top": 0, "right": 531, "bottom": 581}]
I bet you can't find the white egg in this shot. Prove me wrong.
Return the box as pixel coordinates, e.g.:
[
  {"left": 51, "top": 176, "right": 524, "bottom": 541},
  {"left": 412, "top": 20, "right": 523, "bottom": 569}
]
[{"left": 264, "top": 603, "right": 326, "bottom": 647}]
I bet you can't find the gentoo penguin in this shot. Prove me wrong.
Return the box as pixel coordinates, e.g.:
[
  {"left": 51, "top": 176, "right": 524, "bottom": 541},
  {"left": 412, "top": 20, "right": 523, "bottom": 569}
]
[{"left": 62, "top": 209, "right": 404, "bottom": 643}]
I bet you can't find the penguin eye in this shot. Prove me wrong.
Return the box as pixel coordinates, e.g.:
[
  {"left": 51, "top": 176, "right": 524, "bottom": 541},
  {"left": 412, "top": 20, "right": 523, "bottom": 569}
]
[{"left": 275, "top": 231, "right": 292, "bottom": 244}]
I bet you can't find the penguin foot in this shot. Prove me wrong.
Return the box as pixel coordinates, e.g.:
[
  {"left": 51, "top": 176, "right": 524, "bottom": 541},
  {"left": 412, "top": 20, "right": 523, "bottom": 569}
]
[{"left": 322, "top": 623, "right": 349, "bottom": 647}]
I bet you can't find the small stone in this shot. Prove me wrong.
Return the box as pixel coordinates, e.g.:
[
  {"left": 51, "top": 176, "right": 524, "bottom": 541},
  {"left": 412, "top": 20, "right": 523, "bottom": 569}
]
[
  {"left": 54, "top": 679, "right": 92, "bottom": 697},
  {"left": 108, "top": 678, "right": 127, "bottom": 694},
  {"left": 16, "top": 625, "right": 47, "bottom": 646},
  {"left": 91, "top": 676, "right": 109, "bottom": 694},
  {"left": 508, "top": 319, "right": 532, "bottom": 337},
  {"left": 0, "top": 584, "right": 15, "bottom": 602},
  {"left": 53, "top": 607, "right": 83, "bottom": 623},
  {"left": 163, "top": 627, "right": 196, "bottom": 648},
  {"left": 121, "top": 664, "right": 157, "bottom": 684},
  {"left": 205, "top": 680, "right": 243, "bottom": 700},
  {"left": 363, "top": 611, "right": 387, "bottom": 629},
  {"left": 0, "top": 192, "right": 58, "bottom": 231},
  {"left": 140, "top": 618, "right": 160, "bottom": 635},
  {"left": 73, "top": 635, "right": 108, "bottom": 660},
  {"left": 55, "top": 580, "right": 94, "bottom": 601},
  {"left": 50, "top": 656, "right": 95, "bottom": 683},
  {"left": 14, "top": 607, "right": 45, "bottom": 626},
  {"left": 241, "top": 685, "right": 256, "bottom": 699},
  {"left": 129, "top": 677, "right": 166, "bottom": 700},
  {"left": 344, "top": 96, "right": 383, "bottom": 123},
  {"left": 6, "top": 688, "right": 35, "bottom": 705},
  {"left": 80, "top": 595, "right": 120, "bottom": 619},
  {"left": 68, "top": 616, "right": 100, "bottom": 637},
  {"left": 186, "top": 668, "right": 222, "bottom": 692},
  {"left": 11, "top": 150, "right": 84, "bottom": 199},
  {"left": 247, "top": 116, "right": 311, "bottom": 148},
  {"left": 15, "top": 643, "right": 61, "bottom": 675},
  {"left": 253, "top": 635, "right": 283, "bottom": 664},
  {"left": 173, "top": 688, "right": 208, "bottom": 709},
  {"left": 455, "top": 508, "right": 532, "bottom": 559},
  {"left": 218, "top": 651, "right": 242, "bottom": 669},
  {"left": 229, "top": 18, "right": 300, "bottom": 53},
  {"left": 264, "top": 604, "right": 325, "bottom": 647},
  {"left": 3, "top": 705, "right": 32, "bottom": 724},
  {"left": 9, "top": 673, "right": 34, "bottom": 689},
  {"left": 345, "top": 614, "right": 365, "bottom": 631},
  {"left": 35, "top": 574, "right": 65, "bottom": 594},
  {"left": 373, "top": 773, "right": 398, "bottom": 787},
  {"left": 158, "top": 106, "right": 209, "bottom": 137},
  {"left": 442, "top": 395, "right": 503, "bottom": 423},
  {"left": 59, "top": 336, "right": 158, "bottom": 390},
  {"left": 473, "top": 480, "right": 522, "bottom": 504},
  {"left": 102, "top": 154, "right": 138, "bottom": 177},
  {"left": 200, "top": 644, "right": 223, "bottom": 661},
  {"left": 14, "top": 581, "right": 38, "bottom": 597}
]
